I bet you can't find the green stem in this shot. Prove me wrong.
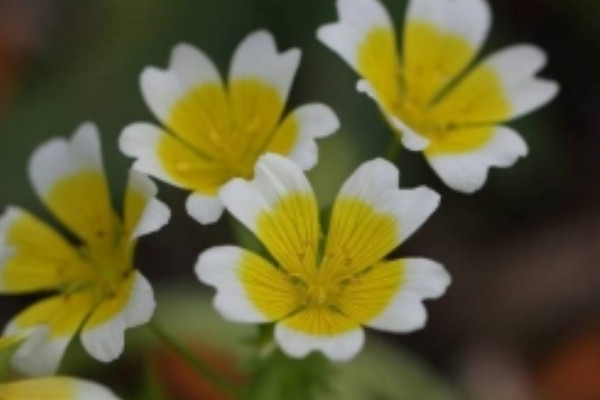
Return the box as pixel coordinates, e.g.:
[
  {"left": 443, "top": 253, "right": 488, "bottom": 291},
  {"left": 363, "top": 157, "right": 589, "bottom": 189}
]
[
  {"left": 385, "top": 137, "right": 401, "bottom": 162},
  {"left": 148, "top": 321, "right": 243, "bottom": 399},
  {"left": 255, "top": 324, "right": 277, "bottom": 358}
]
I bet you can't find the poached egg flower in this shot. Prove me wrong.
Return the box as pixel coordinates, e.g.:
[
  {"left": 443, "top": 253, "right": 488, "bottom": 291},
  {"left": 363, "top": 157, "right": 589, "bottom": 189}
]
[
  {"left": 196, "top": 154, "right": 450, "bottom": 361},
  {"left": 120, "top": 30, "right": 339, "bottom": 224},
  {"left": 0, "top": 377, "right": 120, "bottom": 400},
  {"left": 317, "top": 0, "right": 559, "bottom": 193},
  {"left": 0, "top": 123, "right": 170, "bottom": 376},
  {"left": 0, "top": 333, "right": 120, "bottom": 400}
]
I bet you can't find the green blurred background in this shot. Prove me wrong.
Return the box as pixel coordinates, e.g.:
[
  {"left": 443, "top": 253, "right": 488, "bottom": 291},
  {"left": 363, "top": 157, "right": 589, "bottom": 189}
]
[{"left": 0, "top": 0, "right": 599, "bottom": 399}]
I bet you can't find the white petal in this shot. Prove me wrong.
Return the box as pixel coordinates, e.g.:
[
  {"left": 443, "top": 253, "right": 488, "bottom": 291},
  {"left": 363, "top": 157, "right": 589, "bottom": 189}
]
[
  {"left": 366, "top": 258, "right": 451, "bottom": 332},
  {"left": 185, "top": 192, "right": 225, "bottom": 225},
  {"left": 140, "top": 44, "right": 223, "bottom": 125},
  {"left": 195, "top": 246, "right": 271, "bottom": 323},
  {"left": 28, "top": 122, "right": 103, "bottom": 197},
  {"left": 81, "top": 319, "right": 125, "bottom": 364},
  {"left": 338, "top": 157, "right": 400, "bottom": 205},
  {"left": 229, "top": 30, "right": 301, "bottom": 101},
  {"left": 72, "top": 380, "right": 121, "bottom": 400},
  {"left": 406, "top": 0, "right": 490, "bottom": 55},
  {"left": 121, "top": 273, "right": 155, "bottom": 327},
  {"left": 119, "top": 122, "right": 181, "bottom": 187},
  {"left": 317, "top": 0, "right": 394, "bottom": 71},
  {"left": 356, "top": 79, "right": 376, "bottom": 97},
  {"left": 337, "top": 158, "right": 440, "bottom": 242},
  {"left": 388, "top": 115, "right": 431, "bottom": 152},
  {"left": 482, "top": 44, "right": 559, "bottom": 119},
  {"left": 5, "top": 325, "right": 68, "bottom": 376},
  {"left": 125, "top": 170, "right": 171, "bottom": 240},
  {"left": 169, "top": 43, "right": 222, "bottom": 92},
  {"left": 218, "top": 153, "right": 313, "bottom": 234},
  {"left": 275, "top": 323, "right": 365, "bottom": 362},
  {"left": 0, "top": 205, "right": 20, "bottom": 235},
  {"left": 427, "top": 126, "right": 528, "bottom": 193},
  {"left": 357, "top": 80, "right": 429, "bottom": 151},
  {"left": 403, "top": 258, "right": 451, "bottom": 299},
  {"left": 130, "top": 197, "right": 170, "bottom": 239},
  {"left": 70, "top": 122, "right": 104, "bottom": 172},
  {"left": 369, "top": 292, "right": 428, "bottom": 332},
  {"left": 0, "top": 206, "right": 20, "bottom": 286},
  {"left": 284, "top": 103, "right": 340, "bottom": 170},
  {"left": 141, "top": 68, "right": 179, "bottom": 124},
  {"left": 81, "top": 272, "right": 155, "bottom": 363}
]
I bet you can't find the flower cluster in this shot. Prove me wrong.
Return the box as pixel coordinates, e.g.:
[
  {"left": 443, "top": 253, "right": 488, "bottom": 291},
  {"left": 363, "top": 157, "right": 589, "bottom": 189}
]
[{"left": 0, "top": 0, "right": 558, "bottom": 397}]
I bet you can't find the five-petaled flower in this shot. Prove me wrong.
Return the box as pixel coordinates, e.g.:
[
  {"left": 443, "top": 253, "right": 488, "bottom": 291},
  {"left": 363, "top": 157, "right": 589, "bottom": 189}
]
[
  {"left": 120, "top": 30, "right": 340, "bottom": 225},
  {"left": 0, "top": 333, "right": 120, "bottom": 399},
  {"left": 0, "top": 123, "right": 170, "bottom": 376},
  {"left": 196, "top": 154, "right": 450, "bottom": 361},
  {"left": 317, "top": 0, "right": 559, "bottom": 193}
]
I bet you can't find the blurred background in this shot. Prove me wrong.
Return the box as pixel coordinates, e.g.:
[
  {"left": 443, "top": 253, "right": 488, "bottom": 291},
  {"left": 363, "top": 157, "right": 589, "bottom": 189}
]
[{"left": 0, "top": 0, "right": 598, "bottom": 399}]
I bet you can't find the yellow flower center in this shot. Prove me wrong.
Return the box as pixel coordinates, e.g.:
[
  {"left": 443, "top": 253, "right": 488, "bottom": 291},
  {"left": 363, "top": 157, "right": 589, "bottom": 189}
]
[
  {"left": 157, "top": 78, "right": 300, "bottom": 194},
  {"left": 242, "top": 193, "right": 405, "bottom": 335},
  {"left": 357, "top": 22, "right": 513, "bottom": 155},
  {"left": 77, "top": 238, "right": 132, "bottom": 301},
  {"left": 296, "top": 272, "right": 345, "bottom": 309},
  {"left": 389, "top": 93, "right": 458, "bottom": 142}
]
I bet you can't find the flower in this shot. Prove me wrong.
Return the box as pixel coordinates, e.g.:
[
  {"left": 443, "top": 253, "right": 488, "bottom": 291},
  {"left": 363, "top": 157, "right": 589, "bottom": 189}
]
[
  {"left": 317, "top": 0, "right": 559, "bottom": 193},
  {"left": 0, "top": 333, "right": 120, "bottom": 400},
  {"left": 120, "top": 30, "right": 340, "bottom": 224},
  {"left": 196, "top": 154, "right": 450, "bottom": 361},
  {"left": 0, "top": 377, "right": 120, "bottom": 400},
  {"left": 0, "top": 123, "right": 170, "bottom": 376}
]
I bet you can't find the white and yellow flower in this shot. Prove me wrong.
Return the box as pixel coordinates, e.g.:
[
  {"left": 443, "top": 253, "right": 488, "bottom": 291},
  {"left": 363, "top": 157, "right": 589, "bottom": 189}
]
[
  {"left": 0, "top": 333, "right": 120, "bottom": 400},
  {"left": 196, "top": 154, "right": 450, "bottom": 361},
  {"left": 0, "top": 377, "right": 120, "bottom": 400},
  {"left": 317, "top": 0, "right": 559, "bottom": 193},
  {"left": 120, "top": 30, "right": 339, "bottom": 224},
  {"left": 0, "top": 123, "right": 170, "bottom": 376}
]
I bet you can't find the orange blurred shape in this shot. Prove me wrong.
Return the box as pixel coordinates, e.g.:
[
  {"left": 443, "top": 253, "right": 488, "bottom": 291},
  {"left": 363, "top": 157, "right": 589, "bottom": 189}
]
[
  {"left": 0, "top": 0, "right": 46, "bottom": 115},
  {"left": 152, "top": 342, "right": 247, "bottom": 400},
  {"left": 536, "top": 322, "right": 600, "bottom": 400}
]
